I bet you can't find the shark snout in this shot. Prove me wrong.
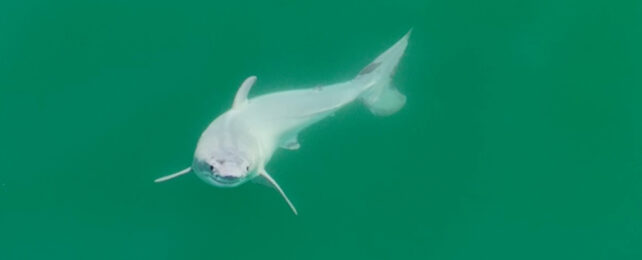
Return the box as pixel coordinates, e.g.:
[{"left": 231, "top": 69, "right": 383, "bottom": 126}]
[{"left": 211, "top": 164, "right": 248, "bottom": 185}]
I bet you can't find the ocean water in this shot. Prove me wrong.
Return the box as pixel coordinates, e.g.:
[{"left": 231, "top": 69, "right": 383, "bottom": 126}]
[{"left": 1, "top": 0, "right": 642, "bottom": 259}]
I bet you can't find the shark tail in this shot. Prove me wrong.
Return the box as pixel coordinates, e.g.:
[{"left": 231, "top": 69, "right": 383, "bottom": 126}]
[{"left": 356, "top": 29, "right": 411, "bottom": 116}]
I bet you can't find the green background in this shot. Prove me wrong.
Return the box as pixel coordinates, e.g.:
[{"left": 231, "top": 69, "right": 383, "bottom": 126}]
[{"left": 1, "top": 0, "right": 641, "bottom": 259}]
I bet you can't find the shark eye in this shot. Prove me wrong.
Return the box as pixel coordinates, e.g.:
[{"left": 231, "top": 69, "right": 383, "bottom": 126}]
[
  {"left": 209, "top": 165, "right": 214, "bottom": 171},
  {"left": 246, "top": 166, "right": 249, "bottom": 171}
]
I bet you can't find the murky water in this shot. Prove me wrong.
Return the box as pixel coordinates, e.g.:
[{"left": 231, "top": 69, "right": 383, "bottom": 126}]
[{"left": 1, "top": 0, "right": 641, "bottom": 259}]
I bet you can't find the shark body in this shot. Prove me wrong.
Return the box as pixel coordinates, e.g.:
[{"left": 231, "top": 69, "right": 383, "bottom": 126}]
[{"left": 155, "top": 31, "right": 411, "bottom": 214}]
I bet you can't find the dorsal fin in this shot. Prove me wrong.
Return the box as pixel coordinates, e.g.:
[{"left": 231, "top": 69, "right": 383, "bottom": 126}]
[{"left": 233, "top": 76, "right": 256, "bottom": 109}]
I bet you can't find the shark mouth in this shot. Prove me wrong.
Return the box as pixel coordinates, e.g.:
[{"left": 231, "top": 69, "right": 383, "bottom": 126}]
[{"left": 212, "top": 174, "right": 241, "bottom": 185}]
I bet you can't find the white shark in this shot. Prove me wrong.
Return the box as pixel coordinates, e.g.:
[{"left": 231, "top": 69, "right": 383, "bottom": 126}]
[{"left": 155, "top": 31, "right": 411, "bottom": 214}]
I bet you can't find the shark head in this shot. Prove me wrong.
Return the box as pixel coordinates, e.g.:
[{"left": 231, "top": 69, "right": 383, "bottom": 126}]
[
  {"left": 192, "top": 151, "right": 255, "bottom": 188},
  {"left": 153, "top": 75, "right": 301, "bottom": 214}
]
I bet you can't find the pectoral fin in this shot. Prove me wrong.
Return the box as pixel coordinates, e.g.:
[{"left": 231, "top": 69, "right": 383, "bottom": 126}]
[
  {"left": 258, "top": 169, "right": 298, "bottom": 215},
  {"left": 154, "top": 167, "right": 191, "bottom": 183}
]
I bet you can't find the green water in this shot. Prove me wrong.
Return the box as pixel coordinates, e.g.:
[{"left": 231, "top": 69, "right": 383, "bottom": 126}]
[{"left": 1, "top": 0, "right": 642, "bottom": 259}]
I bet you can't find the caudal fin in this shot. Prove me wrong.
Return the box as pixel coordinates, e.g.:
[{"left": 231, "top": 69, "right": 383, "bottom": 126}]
[{"left": 357, "top": 29, "right": 411, "bottom": 116}]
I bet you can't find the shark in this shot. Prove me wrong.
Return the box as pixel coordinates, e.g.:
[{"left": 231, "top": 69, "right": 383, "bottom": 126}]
[{"left": 155, "top": 30, "right": 411, "bottom": 215}]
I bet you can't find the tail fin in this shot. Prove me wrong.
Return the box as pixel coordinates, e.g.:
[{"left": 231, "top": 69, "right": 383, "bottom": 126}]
[{"left": 357, "top": 30, "right": 411, "bottom": 116}]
